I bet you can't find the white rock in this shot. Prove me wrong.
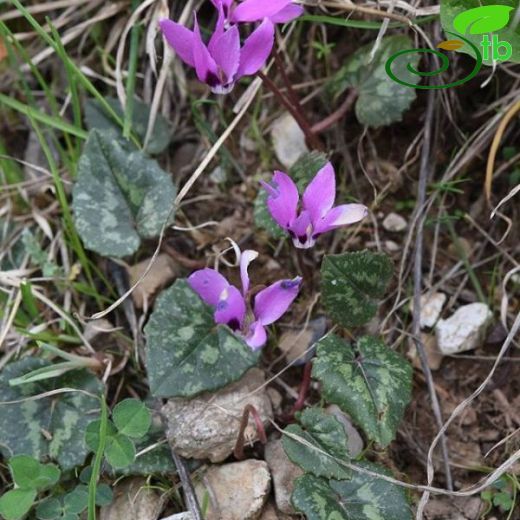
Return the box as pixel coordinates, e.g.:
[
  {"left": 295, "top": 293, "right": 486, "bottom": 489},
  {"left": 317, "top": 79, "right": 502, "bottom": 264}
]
[
  {"left": 384, "top": 240, "right": 400, "bottom": 252},
  {"left": 435, "top": 303, "right": 493, "bottom": 355},
  {"left": 264, "top": 439, "right": 304, "bottom": 515},
  {"left": 194, "top": 460, "right": 271, "bottom": 520},
  {"left": 162, "top": 368, "right": 273, "bottom": 462},
  {"left": 160, "top": 514, "right": 193, "bottom": 520},
  {"left": 382, "top": 212, "right": 407, "bottom": 232},
  {"left": 419, "top": 292, "right": 446, "bottom": 329},
  {"left": 325, "top": 405, "right": 364, "bottom": 457},
  {"left": 271, "top": 113, "right": 308, "bottom": 168}
]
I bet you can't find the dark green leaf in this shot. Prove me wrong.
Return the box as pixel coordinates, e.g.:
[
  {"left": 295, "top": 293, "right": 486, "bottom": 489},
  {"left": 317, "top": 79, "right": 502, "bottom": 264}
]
[
  {"left": 283, "top": 407, "right": 351, "bottom": 479},
  {"left": 36, "top": 497, "right": 62, "bottom": 520},
  {"left": 292, "top": 462, "right": 412, "bottom": 520},
  {"left": 329, "top": 36, "right": 419, "bottom": 127},
  {"left": 84, "top": 97, "right": 171, "bottom": 155},
  {"left": 312, "top": 335, "right": 412, "bottom": 447},
  {"left": 0, "top": 358, "right": 103, "bottom": 469},
  {"left": 104, "top": 434, "right": 136, "bottom": 469},
  {"left": 112, "top": 399, "right": 151, "bottom": 438},
  {"left": 63, "top": 486, "right": 89, "bottom": 514},
  {"left": 0, "top": 489, "right": 37, "bottom": 520},
  {"left": 84, "top": 419, "right": 117, "bottom": 453},
  {"left": 321, "top": 250, "right": 393, "bottom": 327},
  {"left": 9, "top": 455, "right": 60, "bottom": 490},
  {"left": 95, "top": 484, "right": 113, "bottom": 507},
  {"left": 72, "top": 129, "right": 176, "bottom": 258},
  {"left": 144, "top": 280, "right": 260, "bottom": 397}
]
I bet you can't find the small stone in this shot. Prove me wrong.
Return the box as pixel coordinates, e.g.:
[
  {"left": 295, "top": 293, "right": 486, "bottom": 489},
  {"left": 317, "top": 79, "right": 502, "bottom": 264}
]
[
  {"left": 382, "top": 212, "right": 407, "bottom": 232},
  {"left": 258, "top": 502, "right": 280, "bottom": 520},
  {"left": 435, "top": 303, "right": 493, "bottom": 355},
  {"left": 271, "top": 113, "right": 308, "bottom": 168},
  {"left": 161, "top": 514, "right": 193, "bottom": 520},
  {"left": 418, "top": 292, "right": 446, "bottom": 329},
  {"left": 264, "top": 439, "right": 304, "bottom": 515},
  {"left": 194, "top": 460, "right": 271, "bottom": 520},
  {"left": 100, "top": 478, "right": 161, "bottom": 520},
  {"left": 127, "top": 254, "right": 179, "bottom": 309},
  {"left": 267, "top": 388, "right": 283, "bottom": 415},
  {"left": 384, "top": 240, "right": 400, "bottom": 252},
  {"left": 409, "top": 334, "right": 444, "bottom": 371},
  {"left": 277, "top": 317, "right": 326, "bottom": 365},
  {"left": 325, "top": 405, "right": 364, "bottom": 457},
  {"left": 162, "top": 368, "right": 273, "bottom": 462}
]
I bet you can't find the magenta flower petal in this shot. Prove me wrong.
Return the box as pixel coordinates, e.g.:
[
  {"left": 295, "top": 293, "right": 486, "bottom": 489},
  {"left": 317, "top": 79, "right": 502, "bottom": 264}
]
[
  {"left": 232, "top": 0, "right": 292, "bottom": 22},
  {"left": 253, "top": 277, "right": 302, "bottom": 326},
  {"left": 288, "top": 210, "right": 314, "bottom": 248},
  {"left": 192, "top": 14, "right": 219, "bottom": 86},
  {"left": 245, "top": 321, "right": 267, "bottom": 350},
  {"left": 159, "top": 19, "right": 195, "bottom": 67},
  {"left": 188, "top": 268, "right": 229, "bottom": 306},
  {"left": 302, "top": 162, "right": 336, "bottom": 223},
  {"left": 214, "top": 285, "right": 247, "bottom": 329},
  {"left": 236, "top": 18, "right": 275, "bottom": 77},
  {"left": 261, "top": 171, "right": 298, "bottom": 230},
  {"left": 314, "top": 204, "right": 368, "bottom": 234},
  {"left": 208, "top": 4, "right": 226, "bottom": 48},
  {"left": 270, "top": 4, "right": 304, "bottom": 23},
  {"left": 208, "top": 24, "right": 240, "bottom": 85},
  {"left": 240, "top": 250, "right": 259, "bottom": 296}
]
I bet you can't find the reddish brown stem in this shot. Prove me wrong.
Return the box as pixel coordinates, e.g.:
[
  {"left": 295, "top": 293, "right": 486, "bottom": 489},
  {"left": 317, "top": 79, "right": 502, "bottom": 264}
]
[
  {"left": 287, "top": 361, "right": 313, "bottom": 420},
  {"left": 233, "top": 404, "right": 267, "bottom": 460},
  {"left": 257, "top": 70, "right": 324, "bottom": 151},
  {"left": 311, "top": 90, "right": 358, "bottom": 134}
]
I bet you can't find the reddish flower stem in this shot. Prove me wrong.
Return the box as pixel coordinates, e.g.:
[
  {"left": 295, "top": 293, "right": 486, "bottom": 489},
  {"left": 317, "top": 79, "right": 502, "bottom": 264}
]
[
  {"left": 233, "top": 404, "right": 267, "bottom": 460},
  {"left": 311, "top": 90, "right": 358, "bottom": 134},
  {"left": 287, "top": 360, "right": 313, "bottom": 420}
]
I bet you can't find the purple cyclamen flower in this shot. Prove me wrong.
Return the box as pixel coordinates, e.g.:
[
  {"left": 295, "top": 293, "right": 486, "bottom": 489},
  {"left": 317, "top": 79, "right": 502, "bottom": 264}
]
[
  {"left": 261, "top": 162, "right": 368, "bottom": 249},
  {"left": 210, "top": 0, "right": 304, "bottom": 24},
  {"left": 188, "top": 250, "right": 301, "bottom": 350},
  {"left": 159, "top": 6, "right": 274, "bottom": 94}
]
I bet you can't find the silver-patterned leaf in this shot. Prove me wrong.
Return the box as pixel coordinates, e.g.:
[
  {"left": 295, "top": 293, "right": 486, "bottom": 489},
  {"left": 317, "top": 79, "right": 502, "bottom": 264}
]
[
  {"left": 321, "top": 250, "right": 393, "bottom": 328},
  {"left": 144, "top": 279, "right": 260, "bottom": 397},
  {"left": 84, "top": 97, "right": 171, "bottom": 155},
  {"left": 0, "top": 358, "right": 103, "bottom": 469},
  {"left": 72, "top": 129, "right": 176, "bottom": 258},
  {"left": 282, "top": 407, "right": 351, "bottom": 479},
  {"left": 292, "top": 461, "right": 412, "bottom": 520},
  {"left": 329, "top": 36, "right": 419, "bottom": 127},
  {"left": 312, "top": 335, "right": 412, "bottom": 447}
]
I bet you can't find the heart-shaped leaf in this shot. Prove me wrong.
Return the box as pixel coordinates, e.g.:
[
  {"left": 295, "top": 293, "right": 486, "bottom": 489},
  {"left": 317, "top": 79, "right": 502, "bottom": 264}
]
[
  {"left": 84, "top": 97, "right": 171, "bottom": 155},
  {"left": 282, "top": 407, "right": 351, "bottom": 479},
  {"left": 9, "top": 455, "right": 60, "bottom": 490},
  {"left": 104, "top": 434, "right": 136, "bottom": 469},
  {"left": 0, "top": 489, "right": 37, "bottom": 520},
  {"left": 329, "top": 36, "right": 419, "bottom": 127},
  {"left": 321, "top": 250, "right": 393, "bottom": 328},
  {"left": 453, "top": 5, "right": 513, "bottom": 34},
  {"left": 0, "top": 358, "right": 103, "bottom": 469},
  {"left": 72, "top": 129, "right": 176, "bottom": 258},
  {"left": 144, "top": 280, "right": 260, "bottom": 398},
  {"left": 292, "top": 461, "right": 412, "bottom": 520},
  {"left": 112, "top": 398, "right": 151, "bottom": 438},
  {"left": 312, "top": 335, "right": 412, "bottom": 447}
]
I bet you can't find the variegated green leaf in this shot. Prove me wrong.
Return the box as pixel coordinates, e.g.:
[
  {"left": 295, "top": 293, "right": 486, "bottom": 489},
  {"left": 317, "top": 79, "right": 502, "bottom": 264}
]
[
  {"left": 321, "top": 250, "right": 393, "bottom": 328},
  {"left": 84, "top": 97, "right": 171, "bottom": 155},
  {"left": 329, "top": 36, "right": 419, "bottom": 127},
  {"left": 144, "top": 279, "right": 260, "bottom": 397},
  {"left": 282, "top": 407, "right": 351, "bottom": 479},
  {"left": 254, "top": 152, "right": 328, "bottom": 238},
  {"left": 312, "top": 335, "right": 412, "bottom": 447},
  {"left": 0, "top": 358, "right": 103, "bottom": 469},
  {"left": 72, "top": 129, "right": 176, "bottom": 258},
  {"left": 292, "top": 461, "right": 412, "bottom": 520}
]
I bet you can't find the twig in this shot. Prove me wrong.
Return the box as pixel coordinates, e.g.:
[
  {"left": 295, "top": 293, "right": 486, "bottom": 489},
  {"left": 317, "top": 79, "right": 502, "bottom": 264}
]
[
  {"left": 160, "top": 409, "right": 203, "bottom": 520},
  {"left": 311, "top": 90, "right": 357, "bottom": 134},
  {"left": 413, "top": 88, "right": 453, "bottom": 519},
  {"left": 233, "top": 404, "right": 267, "bottom": 459}
]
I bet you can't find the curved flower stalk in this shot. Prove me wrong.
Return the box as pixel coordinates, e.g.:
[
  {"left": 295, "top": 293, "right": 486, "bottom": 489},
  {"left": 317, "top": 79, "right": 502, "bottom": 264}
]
[
  {"left": 188, "top": 250, "right": 301, "bottom": 349},
  {"left": 160, "top": 7, "right": 274, "bottom": 94},
  {"left": 261, "top": 162, "right": 368, "bottom": 249},
  {"left": 210, "top": 0, "right": 304, "bottom": 24}
]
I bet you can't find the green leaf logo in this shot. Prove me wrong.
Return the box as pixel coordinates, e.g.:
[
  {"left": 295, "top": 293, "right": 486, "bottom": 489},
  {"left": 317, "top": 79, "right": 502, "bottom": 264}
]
[{"left": 453, "top": 5, "right": 514, "bottom": 35}]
